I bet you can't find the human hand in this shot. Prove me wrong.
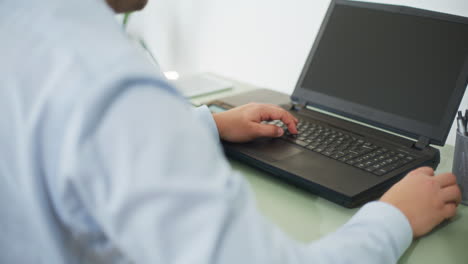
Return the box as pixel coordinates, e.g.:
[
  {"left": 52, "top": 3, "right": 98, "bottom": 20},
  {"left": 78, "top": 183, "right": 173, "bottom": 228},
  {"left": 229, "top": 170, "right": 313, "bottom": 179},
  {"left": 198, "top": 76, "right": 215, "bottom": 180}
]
[
  {"left": 212, "top": 103, "right": 298, "bottom": 143},
  {"left": 380, "top": 167, "right": 461, "bottom": 238}
]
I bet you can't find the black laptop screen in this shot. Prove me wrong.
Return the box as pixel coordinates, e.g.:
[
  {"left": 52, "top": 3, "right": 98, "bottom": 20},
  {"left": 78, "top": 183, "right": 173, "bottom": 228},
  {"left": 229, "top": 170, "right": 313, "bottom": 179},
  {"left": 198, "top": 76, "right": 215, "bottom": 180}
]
[{"left": 297, "top": 2, "right": 468, "bottom": 144}]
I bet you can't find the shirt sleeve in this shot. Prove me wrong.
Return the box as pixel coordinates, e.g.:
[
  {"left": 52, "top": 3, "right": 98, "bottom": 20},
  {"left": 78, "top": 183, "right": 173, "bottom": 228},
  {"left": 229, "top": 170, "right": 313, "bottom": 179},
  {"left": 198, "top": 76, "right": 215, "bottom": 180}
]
[
  {"left": 68, "top": 85, "right": 412, "bottom": 264},
  {"left": 307, "top": 201, "right": 412, "bottom": 263},
  {"left": 192, "top": 105, "right": 219, "bottom": 139}
]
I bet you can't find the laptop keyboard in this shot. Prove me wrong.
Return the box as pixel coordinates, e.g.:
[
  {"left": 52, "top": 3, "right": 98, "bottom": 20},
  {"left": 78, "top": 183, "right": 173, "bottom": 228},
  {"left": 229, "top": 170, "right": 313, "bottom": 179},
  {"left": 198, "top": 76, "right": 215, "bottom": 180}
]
[{"left": 267, "top": 118, "right": 416, "bottom": 176}]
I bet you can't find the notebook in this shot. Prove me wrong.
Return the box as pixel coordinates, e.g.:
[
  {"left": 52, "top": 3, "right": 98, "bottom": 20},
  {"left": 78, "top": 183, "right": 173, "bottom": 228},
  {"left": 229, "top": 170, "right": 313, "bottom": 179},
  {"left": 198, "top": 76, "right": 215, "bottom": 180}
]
[{"left": 172, "top": 74, "right": 232, "bottom": 98}]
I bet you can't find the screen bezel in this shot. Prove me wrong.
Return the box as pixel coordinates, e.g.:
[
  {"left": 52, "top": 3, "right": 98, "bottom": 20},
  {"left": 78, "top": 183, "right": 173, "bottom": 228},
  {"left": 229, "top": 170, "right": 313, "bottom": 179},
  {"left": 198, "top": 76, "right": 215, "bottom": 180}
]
[{"left": 292, "top": 0, "right": 468, "bottom": 146}]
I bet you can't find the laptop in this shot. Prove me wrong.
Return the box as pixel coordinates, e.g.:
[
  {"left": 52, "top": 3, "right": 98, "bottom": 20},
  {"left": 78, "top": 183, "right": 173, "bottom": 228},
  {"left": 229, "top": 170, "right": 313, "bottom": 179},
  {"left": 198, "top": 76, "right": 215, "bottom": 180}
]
[{"left": 207, "top": 0, "right": 468, "bottom": 208}]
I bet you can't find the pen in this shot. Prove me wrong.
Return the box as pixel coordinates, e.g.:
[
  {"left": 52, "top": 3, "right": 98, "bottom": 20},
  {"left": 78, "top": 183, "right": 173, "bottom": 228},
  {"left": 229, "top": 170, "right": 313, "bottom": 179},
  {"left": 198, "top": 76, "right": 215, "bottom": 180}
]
[
  {"left": 466, "top": 118, "right": 468, "bottom": 136},
  {"left": 465, "top": 110, "right": 468, "bottom": 136},
  {"left": 458, "top": 110, "right": 465, "bottom": 125},
  {"left": 464, "top": 110, "right": 468, "bottom": 123},
  {"left": 458, "top": 111, "right": 467, "bottom": 134}
]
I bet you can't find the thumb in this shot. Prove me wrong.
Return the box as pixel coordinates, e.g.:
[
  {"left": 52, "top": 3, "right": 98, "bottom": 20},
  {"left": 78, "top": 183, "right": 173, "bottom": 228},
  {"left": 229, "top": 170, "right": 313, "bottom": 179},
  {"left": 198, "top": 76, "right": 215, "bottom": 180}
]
[
  {"left": 409, "top": 166, "right": 434, "bottom": 177},
  {"left": 252, "top": 123, "right": 284, "bottom": 138}
]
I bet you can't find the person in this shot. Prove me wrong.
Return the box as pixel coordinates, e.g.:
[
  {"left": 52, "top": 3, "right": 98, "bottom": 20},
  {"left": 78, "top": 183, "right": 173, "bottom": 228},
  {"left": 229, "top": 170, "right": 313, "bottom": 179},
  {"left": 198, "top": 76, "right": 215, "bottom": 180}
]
[{"left": 0, "top": 0, "right": 461, "bottom": 263}]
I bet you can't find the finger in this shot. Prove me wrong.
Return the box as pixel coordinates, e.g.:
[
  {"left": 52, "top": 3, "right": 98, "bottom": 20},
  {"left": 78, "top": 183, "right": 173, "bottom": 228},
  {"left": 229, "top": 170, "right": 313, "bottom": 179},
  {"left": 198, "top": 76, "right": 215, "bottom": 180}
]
[
  {"left": 252, "top": 123, "right": 284, "bottom": 138},
  {"left": 259, "top": 106, "right": 298, "bottom": 134},
  {"left": 443, "top": 203, "right": 457, "bottom": 219},
  {"left": 256, "top": 103, "right": 299, "bottom": 125},
  {"left": 434, "top": 173, "right": 458, "bottom": 188},
  {"left": 409, "top": 166, "right": 434, "bottom": 176},
  {"left": 440, "top": 184, "right": 462, "bottom": 204},
  {"left": 268, "top": 104, "right": 299, "bottom": 123}
]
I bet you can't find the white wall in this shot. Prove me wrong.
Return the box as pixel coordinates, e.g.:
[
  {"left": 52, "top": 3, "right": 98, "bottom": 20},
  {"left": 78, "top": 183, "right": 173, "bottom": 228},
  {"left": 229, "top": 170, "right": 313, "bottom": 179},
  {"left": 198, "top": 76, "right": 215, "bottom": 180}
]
[{"left": 128, "top": 0, "right": 468, "bottom": 145}]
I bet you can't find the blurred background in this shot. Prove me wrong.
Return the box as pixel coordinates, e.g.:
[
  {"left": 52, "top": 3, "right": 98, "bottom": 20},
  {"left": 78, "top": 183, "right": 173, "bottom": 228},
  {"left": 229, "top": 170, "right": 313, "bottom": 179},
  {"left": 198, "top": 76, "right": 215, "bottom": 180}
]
[{"left": 125, "top": 0, "right": 468, "bottom": 146}]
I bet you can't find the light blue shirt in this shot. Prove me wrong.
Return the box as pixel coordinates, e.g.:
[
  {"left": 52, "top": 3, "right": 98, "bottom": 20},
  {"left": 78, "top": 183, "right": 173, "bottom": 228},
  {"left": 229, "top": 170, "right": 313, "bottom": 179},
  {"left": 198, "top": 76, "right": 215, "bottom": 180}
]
[{"left": 0, "top": 0, "right": 413, "bottom": 263}]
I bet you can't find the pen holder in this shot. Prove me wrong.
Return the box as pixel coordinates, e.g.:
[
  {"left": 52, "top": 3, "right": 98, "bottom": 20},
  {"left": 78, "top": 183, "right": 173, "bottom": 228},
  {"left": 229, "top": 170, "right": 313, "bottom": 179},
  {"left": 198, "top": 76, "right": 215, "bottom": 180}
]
[{"left": 453, "top": 131, "right": 468, "bottom": 205}]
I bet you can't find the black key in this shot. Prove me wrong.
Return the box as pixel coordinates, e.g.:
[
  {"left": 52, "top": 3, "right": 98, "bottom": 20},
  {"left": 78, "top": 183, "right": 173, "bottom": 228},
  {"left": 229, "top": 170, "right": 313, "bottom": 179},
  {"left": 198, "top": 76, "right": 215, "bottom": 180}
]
[
  {"left": 399, "top": 158, "right": 410, "bottom": 164},
  {"left": 336, "top": 151, "right": 346, "bottom": 157},
  {"left": 339, "top": 155, "right": 351, "bottom": 162},
  {"left": 356, "top": 163, "right": 366, "bottom": 168},
  {"left": 381, "top": 163, "right": 399, "bottom": 172},
  {"left": 293, "top": 139, "right": 309, "bottom": 147},
  {"left": 374, "top": 168, "right": 388, "bottom": 176},
  {"left": 315, "top": 147, "right": 325, "bottom": 153},
  {"left": 331, "top": 152, "right": 344, "bottom": 159},
  {"left": 307, "top": 144, "right": 317, "bottom": 150},
  {"left": 337, "top": 146, "right": 348, "bottom": 152},
  {"left": 361, "top": 155, "right": 371, "bottom": 160},
  {"left": 357, "top": 148, "right": 371, "bottom": 155},
  {"left": 362, "top": 145, "right": 374, "bottom": 150},
  {"left": 326, "top": 146, "right": 336, "bottom": 152},
  {"left": 394, "top": 160, "right": 408, "bottom": 168},
  {"left": 309, "top": 142, "right": 319, "bottom": 147}
]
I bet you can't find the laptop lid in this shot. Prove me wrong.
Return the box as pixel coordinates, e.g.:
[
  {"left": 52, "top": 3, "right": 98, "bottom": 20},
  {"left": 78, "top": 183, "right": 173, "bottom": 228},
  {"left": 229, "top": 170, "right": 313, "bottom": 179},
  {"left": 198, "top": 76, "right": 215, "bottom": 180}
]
[{"left": 292, "top": 0, "right": 468, "bottom": 146}]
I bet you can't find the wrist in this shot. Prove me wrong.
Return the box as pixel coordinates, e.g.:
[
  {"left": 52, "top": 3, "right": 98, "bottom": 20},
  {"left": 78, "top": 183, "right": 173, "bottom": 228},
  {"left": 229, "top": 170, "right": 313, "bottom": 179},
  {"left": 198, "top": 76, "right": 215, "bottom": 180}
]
[
  {"left": 212, "top": 113, "right": 226, "bottom": 139},
  {"left": 379, "top": 199, "right": 414, "bottom": 238},
  {"left": 351, "top": 201, "right": 413, "bottom": 256}
]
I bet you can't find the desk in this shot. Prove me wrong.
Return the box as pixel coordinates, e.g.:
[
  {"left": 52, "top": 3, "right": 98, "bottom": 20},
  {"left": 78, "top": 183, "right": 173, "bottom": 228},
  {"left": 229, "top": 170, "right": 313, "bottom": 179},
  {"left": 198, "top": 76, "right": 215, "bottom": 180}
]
[{"left": 193, "top": 74, "right": 468, "bottom": 264}]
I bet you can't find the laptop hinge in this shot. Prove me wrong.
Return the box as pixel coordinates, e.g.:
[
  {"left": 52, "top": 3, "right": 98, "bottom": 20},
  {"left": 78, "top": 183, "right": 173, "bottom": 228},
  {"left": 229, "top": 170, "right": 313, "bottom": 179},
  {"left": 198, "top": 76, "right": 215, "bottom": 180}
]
[
  {"left": 413, "top": 136, "right": 430, "bottom": 150},
  {"left": 290, "top": 100, "right": 307, "bottom": 111}
]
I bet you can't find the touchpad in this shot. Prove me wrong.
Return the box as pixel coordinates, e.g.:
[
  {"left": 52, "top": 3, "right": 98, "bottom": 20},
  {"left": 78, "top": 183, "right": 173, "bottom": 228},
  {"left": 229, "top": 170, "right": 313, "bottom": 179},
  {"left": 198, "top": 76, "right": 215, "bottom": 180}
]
[{"left": 242, "top": 138, "right": 303, "bottom": 162}]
